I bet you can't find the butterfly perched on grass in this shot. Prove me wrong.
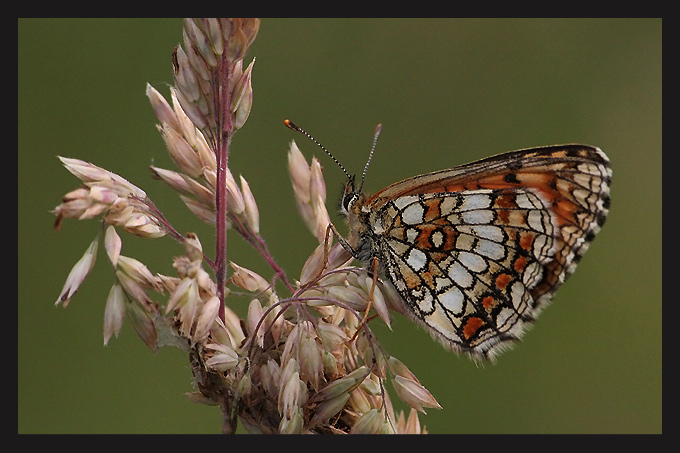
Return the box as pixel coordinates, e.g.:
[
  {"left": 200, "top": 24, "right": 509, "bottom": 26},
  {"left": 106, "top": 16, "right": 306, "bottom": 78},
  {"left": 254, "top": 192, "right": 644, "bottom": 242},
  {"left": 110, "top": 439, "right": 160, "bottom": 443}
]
[{"left": 285, "top": 120, "right": 611, "bottom": 361}]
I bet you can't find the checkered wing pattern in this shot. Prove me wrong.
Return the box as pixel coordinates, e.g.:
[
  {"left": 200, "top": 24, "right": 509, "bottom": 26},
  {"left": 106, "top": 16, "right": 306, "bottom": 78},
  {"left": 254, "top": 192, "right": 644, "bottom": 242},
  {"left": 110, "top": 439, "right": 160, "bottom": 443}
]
[{"left": 349, "top": 145, "right": 611, "bottom": 360}]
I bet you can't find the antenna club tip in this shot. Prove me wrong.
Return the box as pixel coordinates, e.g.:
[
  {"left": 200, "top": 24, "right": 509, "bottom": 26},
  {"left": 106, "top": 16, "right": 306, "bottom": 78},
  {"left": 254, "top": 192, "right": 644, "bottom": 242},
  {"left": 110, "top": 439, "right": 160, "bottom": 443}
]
[{"left": 283, "top": 119, "right": 296, "bottom": 130}]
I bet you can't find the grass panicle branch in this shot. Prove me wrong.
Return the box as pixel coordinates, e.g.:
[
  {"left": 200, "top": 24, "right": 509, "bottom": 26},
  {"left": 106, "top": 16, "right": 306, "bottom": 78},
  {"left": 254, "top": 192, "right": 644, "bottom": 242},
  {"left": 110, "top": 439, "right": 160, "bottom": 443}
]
[{"left": 51, "top": 18, "right": 435, "bottom": 434}]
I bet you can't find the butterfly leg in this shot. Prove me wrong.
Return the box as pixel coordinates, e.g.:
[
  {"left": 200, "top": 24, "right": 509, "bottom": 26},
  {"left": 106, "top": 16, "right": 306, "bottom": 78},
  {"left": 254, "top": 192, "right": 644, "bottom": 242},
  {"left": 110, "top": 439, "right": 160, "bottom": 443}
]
[
  {"left": 309, "top": 223, "right": 336, "bottom": 284},
  {"left": 330, "top": 222, "right": 358, "bottom": 258},
  {"left": 351, "top": 256, "right": 380, "bottom": 342},
  {"left": 327, "top": 223, "right": 378, "bottom": 340},
  {"left": 321, "top": 223, "right": 340, "bottom": 269}
]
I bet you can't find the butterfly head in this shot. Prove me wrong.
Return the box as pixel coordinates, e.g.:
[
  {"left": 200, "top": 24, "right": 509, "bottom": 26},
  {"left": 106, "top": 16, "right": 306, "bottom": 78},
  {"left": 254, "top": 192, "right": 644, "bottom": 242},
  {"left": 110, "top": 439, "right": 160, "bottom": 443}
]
[
  {"left": 340, "top": 175, "right": 359, "bottom": 216},
  {"left": 284, "top": 119, "right": 382, "bottom": 219}
]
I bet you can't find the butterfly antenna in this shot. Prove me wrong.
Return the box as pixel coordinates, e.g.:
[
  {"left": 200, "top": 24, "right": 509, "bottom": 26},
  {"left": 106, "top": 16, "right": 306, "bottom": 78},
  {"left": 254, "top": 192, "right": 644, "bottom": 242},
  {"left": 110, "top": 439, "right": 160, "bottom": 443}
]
[
  {"left": 360, "top": 124, "right": 382, "bottom": 191},
  {"left": 284, "top": 119, "right": 352, "bottom": 180}
]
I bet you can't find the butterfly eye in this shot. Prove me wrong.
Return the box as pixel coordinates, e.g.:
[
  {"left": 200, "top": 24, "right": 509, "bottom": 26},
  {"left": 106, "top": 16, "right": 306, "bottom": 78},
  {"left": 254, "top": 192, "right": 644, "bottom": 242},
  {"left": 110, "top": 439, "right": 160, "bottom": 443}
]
[
  {"left": 340, "top": 193, "right": 356, "bottom": 215},
  {"left": 339, "top": 176, "right": 358, "bottom": 215}
]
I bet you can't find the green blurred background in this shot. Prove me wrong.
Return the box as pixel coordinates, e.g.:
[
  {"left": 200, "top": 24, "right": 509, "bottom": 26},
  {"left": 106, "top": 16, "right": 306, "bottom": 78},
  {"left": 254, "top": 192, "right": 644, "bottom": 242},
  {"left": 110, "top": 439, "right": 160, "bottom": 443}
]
[{"left": 18, "top": 19, "right": 661, "bottom": 433}]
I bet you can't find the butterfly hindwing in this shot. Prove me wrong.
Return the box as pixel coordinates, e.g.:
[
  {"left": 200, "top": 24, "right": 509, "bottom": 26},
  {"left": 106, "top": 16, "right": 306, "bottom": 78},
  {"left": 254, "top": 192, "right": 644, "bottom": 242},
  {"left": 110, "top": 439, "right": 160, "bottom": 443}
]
[{"left": 352, "top": 145, "right": 611, "bottom": 360}]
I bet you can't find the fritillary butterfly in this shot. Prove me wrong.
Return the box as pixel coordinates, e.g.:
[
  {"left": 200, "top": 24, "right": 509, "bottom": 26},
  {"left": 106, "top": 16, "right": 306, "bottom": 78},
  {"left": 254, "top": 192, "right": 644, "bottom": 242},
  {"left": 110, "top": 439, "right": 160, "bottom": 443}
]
[{"left": 285, "top": 120, "right": 611, "bottom": 361}]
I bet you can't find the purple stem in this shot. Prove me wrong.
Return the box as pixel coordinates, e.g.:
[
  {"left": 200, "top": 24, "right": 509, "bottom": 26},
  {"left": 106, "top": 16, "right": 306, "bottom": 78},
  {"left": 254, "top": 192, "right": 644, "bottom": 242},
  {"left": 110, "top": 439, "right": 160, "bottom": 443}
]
[{"left": 214, "top": 55, "right": 234, "bottom": 324}]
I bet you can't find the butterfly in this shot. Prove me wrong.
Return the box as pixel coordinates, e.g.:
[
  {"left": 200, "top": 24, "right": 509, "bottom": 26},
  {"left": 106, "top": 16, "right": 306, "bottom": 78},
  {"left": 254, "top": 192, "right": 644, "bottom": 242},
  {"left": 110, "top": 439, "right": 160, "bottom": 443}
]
[{"left": 285, "top": 120, "right": 611, "bottom": 361}]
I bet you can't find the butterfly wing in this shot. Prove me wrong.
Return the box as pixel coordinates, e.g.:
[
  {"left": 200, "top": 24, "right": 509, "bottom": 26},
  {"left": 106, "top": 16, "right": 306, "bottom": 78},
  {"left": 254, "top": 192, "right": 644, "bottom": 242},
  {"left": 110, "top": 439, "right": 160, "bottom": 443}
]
[{"left": 365, "top": 145, "right": 611, "bottom": 360}]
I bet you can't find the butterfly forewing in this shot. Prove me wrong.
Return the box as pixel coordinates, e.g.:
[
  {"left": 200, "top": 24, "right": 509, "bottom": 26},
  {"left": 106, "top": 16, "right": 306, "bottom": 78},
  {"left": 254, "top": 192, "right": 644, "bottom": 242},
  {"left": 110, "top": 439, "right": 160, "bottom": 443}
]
[{"left": 348, "top": 144, "right": 611, "bottom": 360}]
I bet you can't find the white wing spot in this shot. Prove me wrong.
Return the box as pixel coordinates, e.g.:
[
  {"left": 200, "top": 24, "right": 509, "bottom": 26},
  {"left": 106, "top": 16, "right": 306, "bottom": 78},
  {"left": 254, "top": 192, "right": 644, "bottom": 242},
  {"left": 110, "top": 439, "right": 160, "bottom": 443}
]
[
  {"left": 402, "top": 203, "right": 425, "bottom": 225},
  {"left": 407, "top": 248, "right": 427, "bottom": 271}
]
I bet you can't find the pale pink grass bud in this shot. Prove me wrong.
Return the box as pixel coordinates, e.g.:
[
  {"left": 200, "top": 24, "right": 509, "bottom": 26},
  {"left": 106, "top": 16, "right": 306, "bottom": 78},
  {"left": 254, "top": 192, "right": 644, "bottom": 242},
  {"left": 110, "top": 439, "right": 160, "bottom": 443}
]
[
  {"left": 198, "top": 18, "right": 225, "bottom": 61},
  {"left": 350, "top": 408, "right": 385, "bottom": 434},
  {"left": 321, "top": 350, "right": 339, "bottom": 378},
  {"left": 239, "top": 175, "right": 259, "bottom": 234},
  {"left": 225, "top": 168, "right": 245, "bottom": 216},
  {"left": 157, "top": 274, "right": 181, "bottom": 293},
  {"left": 288, "top": 141, "right": 316, "bottom": 228},
  {"left": 309, "top": 158, "right": 331, "bottom": 243},
  {"left": 299, "top": 241, "right": 327, "bottom": 285},
  {"left": 126, "top": 298, "right": 158, "bottom": 352},
  {"left": 173, "top": 44, "right": 200, "bottom": 103},
  {"left": 172, "top": 79, "right": 206, "bottom": 131},
  {"left": 308, "top": 392, "right": 350, "bottom": 429},
  {"left": 312, "top": 195, "right": 331, "bottom": 244},
  {"left": 316, "top": 322, "right": 349, "bottom": 351},
  {"left": 278, "top": 359, "right": 305, "bottom": 415},
  {"left": 223, "top": 18, "right": 260, "bottom": 62},
  {"left": 88, "top": 186, "right": 119, "bottom": 205},
  {"left": 378, "top": 278, "right": 405, "bottom": 314},
  {"left": 236, "top": 373, "right": 252, "bottom": 400},
  {"left": 278, "top": 371, "right": 308, "bottom": 421},
  {"left": 146, "top": 83, "right": 182, "bottom": 133},
  {"left": 348, "top": 385, "right": 373, "bottom": 416},
  {"left": 299, "top": 331, "right": 323, "bottom": 391},
  {"left": 288, "top": 140, "right": 311, "bottom": 202},
  {"left": 171, "top": 171, "right": 216, "bottom": 207},
  {"left": 326, "top": 242, "right": 354, "bottom": 271},
  {"left": 170, "top": 87, "right": 200, "bottom": 150},
  {"left": 194, "top": 130, "right": 215, "bottom": 171},
  {"left": 117, "top": 255, "right": 161, "bottom": 291},
  {"left": 183, "top": 19, "right": 217, "bottom": 71},
  {"left": 53, "top": 186, "right": 117, "bottom": 228},
  {"left": 150, "top": 166, "right": 191, "bottom": 195},
  {"left": 280, "top": 326, "right": 300, "bottom": 369},
  {"left": 359, "top": 372, "right": 383, "bottom": 397},
  {"left": 354, "top": 332, "right": 381, "bottom": 375},
  {"left": 193, "top": 296, "right": 220, "bottom": 343},
  {"left": 309, "top": 157, "right": 327, "bottom": 210},
  {"left": 246, "top": 299, "right": 264, "bottom": 347},
  {"left": 204, "top": 341, "right": 239, "bottom": 372},
  {"left": 103, "top": 283, "right": 126, "bottom": 345},
  {"left": 158, "top": 124, "right": 204, "bottom": 178},
  {"left": 391, "top": 375, "right": 441, "bottom": 414},
  {"left": 260, "top": 359, "right": 281, "bottom": 398},
  {"left": 230, "top": 262, "right": 270, "bottom": 294},
  {"left": 220, "top": 305, "right": 246, "bottom": 349},
  {"left": 104, "top": 200, "right": 165, "bottom": 238},
  {"left": 359, "top": 275, "right": 392, "bottom": 329},
  {"left": 184, "top": 232, "right": 204, "bottom": 263},
  {"left": 202, "top": 168, "right": 217, "bottom": 190},
  {"left": 327, "top": 285, "right": 367, "bottom": 312},
  {"left": 209, "top": 313, "right": 244, "bottom": 351},
  {"left": 386, "top": 356, "right": 417, "bottom": 381},
  {"left": 104, "top": 226, "right": 121, "bottom": 267},
  {"left": 166, "top": 278, "right": 199, "bottom": 337},
  {"left": 395, "top": 408, "right": 426, "bottom": 434},
  {"left": 279, "top": 408, "right": 304, "bottom": 434},
  {"left": 232, "top": 59, "right": 254, "bottom": 130},
  {"left": 58, "top": 157, "right": 146, "bottom": 199},
  {"left": 183, "top": 173, "right": 215, "bottom": 207},
  {"left": 311, "top": 366, "right": 369, "bottom": 403},
  {"left": 184, "top": 391, "right": 219, "bottom": 406},
  {"left": 165, "top": 277, "right": 193, "bottom": 313},
  {"left": 195, "top": 268, "right": 216, "bottom": 299},
  {"left": 288, "top": 141, "right": 332, "bottom": 243},
  {"left": 52, "top": 188, "right": 103, "bottom": 229},
  {"left": 56, "top": 237, "right": 98, "bottom": 307},
  {"left": 181, "top": 195, "right": 216, "bottom": 225},
  {"left": 342, "top": 305, "right": 360, "bottom": 333},
  {"left": 115, "top": 269, "right": 153, "bottom": 310}
]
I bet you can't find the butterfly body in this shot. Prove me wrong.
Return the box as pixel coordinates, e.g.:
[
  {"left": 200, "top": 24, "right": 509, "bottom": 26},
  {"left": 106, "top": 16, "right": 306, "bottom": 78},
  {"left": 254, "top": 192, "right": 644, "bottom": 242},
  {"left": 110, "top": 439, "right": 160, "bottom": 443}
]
[{"left": 339, "top": 144, "right": 611, "bottom": 361}]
